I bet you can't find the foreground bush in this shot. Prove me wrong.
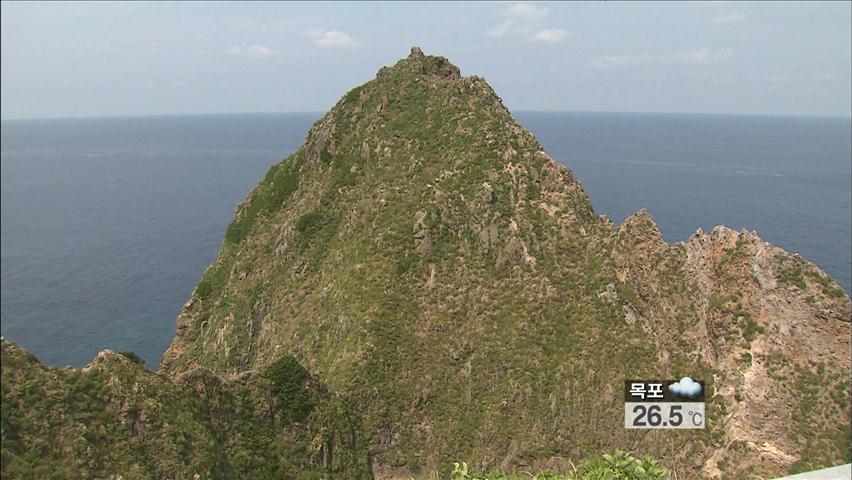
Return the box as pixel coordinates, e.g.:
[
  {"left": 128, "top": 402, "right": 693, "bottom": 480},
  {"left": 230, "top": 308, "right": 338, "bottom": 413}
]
[{"left": 449, "top": 450, "right": 669, "bottom": 480}]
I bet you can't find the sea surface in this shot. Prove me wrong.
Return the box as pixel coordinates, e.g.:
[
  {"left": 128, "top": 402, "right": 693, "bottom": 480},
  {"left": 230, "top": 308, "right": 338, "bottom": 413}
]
[{"left": 2, "top": 112, "right": 850, "bottom": 369}]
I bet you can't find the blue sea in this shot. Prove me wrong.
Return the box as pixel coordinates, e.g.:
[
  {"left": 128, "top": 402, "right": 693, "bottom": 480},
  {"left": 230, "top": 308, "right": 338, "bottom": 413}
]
[{"left": 2, "top": 112, "right": 850, "bottom": 369}]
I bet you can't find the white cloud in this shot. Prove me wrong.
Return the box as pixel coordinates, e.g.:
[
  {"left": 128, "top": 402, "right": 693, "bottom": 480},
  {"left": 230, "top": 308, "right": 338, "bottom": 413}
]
[
  {"left": 589, "top": 48, "right": 733, "bottom": 72},
  {"left": 711, "top": 13, "right": 747, "bottom": 24},
  {"left": 305, "top": 29, "right": 359, "bottom": 48},
  {"left": 529, "top": 28, "right": 569, "bottom": 43},
  {"left": 227, "top": 45, "right": 279, "bottom": 59},
  {"left": 487, "top": 2, "right": 568, "bottom": 44}
]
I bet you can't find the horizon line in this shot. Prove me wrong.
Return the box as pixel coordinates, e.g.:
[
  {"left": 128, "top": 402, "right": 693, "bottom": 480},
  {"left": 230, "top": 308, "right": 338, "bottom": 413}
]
[{"left": 2, "top": 109, "right": 851, "bottom": 123}]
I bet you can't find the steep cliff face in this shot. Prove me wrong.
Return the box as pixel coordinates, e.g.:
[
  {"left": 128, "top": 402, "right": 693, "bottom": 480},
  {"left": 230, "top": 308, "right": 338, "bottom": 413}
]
[
  {"left": 1, "top": 339, "right": 372, "bottom": 479},
  {"left": 2, "top": 48, "right": 849, "bottom": 479},
  {"left": 156, "top": 48, "right": 850, "bottom": 478},
  {"left": 612, "top": 214, "right": 851, "bottom": 476}
]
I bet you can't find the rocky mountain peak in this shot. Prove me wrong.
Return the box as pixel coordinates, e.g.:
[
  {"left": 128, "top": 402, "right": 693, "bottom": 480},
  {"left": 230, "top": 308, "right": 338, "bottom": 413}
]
[
  {"left": 618, "top": 209, "right": 665, "bottom": 243},
  {"left": 161, "top": 49, "right": 851, "bottom": 479},
  {"left": 4, "top": 49, "right": 847, "bottom": 480},
  {"left": 376, "top": 46, "right": 462, "bottom": 81},
  {"left": 409, "top": 46, "right": 424, "bottom": 59}
]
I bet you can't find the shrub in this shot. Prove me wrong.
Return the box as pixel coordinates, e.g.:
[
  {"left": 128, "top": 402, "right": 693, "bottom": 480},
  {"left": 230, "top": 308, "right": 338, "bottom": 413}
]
[
  {"left": 576, "top": 451, "right": 669, "bottom": 480},
  {"left": 447, "top": 451, "right": 670, "bottom": 480},
  {"left": 777, "top": 262, "right": 807, "bottom": 290},
  {"left": 117, "top": 351, "right": 145, "bottom": 365},
  {"left": 295, "top": 212, "right": 328, "bottom": 237},
  {"left": 264, "top": 355, "right": 316, "bottom": 424},
  {"left": 196, "top": 278, "right": 213, "bottom": 299}
]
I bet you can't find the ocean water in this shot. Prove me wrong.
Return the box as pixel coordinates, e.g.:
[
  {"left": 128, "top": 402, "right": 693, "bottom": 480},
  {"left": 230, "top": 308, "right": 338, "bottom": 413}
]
[{"left": 1, "top": 112, "right": 850, "bottom": 369}]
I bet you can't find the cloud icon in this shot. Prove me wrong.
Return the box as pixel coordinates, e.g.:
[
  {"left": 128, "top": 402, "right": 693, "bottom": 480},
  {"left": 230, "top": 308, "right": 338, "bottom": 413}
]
[{"left": 669, "top": 377, "right": 702, "bottom": 398}]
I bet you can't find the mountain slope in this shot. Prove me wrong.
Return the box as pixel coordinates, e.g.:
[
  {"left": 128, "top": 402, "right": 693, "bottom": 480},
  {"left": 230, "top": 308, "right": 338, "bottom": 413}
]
[
  {"left": 2, "top": 48, "right": 847, "bottom": 479},
  {"left": 158, "top": 48, "right": 851, "bottom": 478},
  {"left": 1, "top": 339, "right": 372, "bottom": 479}
]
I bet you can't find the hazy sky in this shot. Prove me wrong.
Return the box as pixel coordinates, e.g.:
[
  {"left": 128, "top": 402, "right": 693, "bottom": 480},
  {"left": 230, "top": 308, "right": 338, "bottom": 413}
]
[{"left": 2, "top": 1, "right": 850, "bottom": 119}]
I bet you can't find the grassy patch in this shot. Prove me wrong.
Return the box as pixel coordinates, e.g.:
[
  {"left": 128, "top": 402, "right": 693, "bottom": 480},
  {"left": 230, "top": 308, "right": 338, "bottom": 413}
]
[
  {"left": 448, "top": 450, "right": 670, "bottom": 480},
  {"left": 777, "top": 260, "right": 807, "bottom": 290},
  {"left": 195, "top": 259, "right": 230, "bottom": 301},
  {"left": 295, "top": 211, "right": 340, "bottom": 254},
  {"left": 343, "top": 85, "right": 364, "bottom": 104},
  {"left": 806, "top": 270, "right": 847, "bottom": 299},
  {"left": 226, "top": 155, "right": 301, "bottom": 245},
  {"left": 709, "top": 294, "right": 728, "bottom": 311}
]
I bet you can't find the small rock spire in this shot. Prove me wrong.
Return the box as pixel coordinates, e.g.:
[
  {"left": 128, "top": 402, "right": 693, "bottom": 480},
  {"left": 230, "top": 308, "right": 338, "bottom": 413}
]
[{"left": 409, "top": 46, "right": 424, "bottom": 59}]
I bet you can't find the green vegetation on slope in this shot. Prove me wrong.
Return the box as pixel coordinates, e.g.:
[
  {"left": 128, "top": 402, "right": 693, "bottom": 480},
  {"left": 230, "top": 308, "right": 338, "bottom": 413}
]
[
  {"left": 157, "top": 48, "right": 851, "bottom": 479},
  {"left": 226, "top": 156, "right": 302, "bottom": 245},
  {"left": 4, "top": 47, "right": 849, "bottom": 480},
  {"left": 447, "top": 451, "right": 673, "bottom": 480},
  {"left": 0, "top": 340, "right": 372, "bottom": 479},
  {"left": 265, "top": 355, "right": 317, "bottom": 424}
]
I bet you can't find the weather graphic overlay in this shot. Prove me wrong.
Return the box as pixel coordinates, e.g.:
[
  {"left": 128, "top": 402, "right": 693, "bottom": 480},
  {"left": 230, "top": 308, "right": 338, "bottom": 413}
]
[{"left": 624, "top": 378, "right": 705, "bottom": 429}]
